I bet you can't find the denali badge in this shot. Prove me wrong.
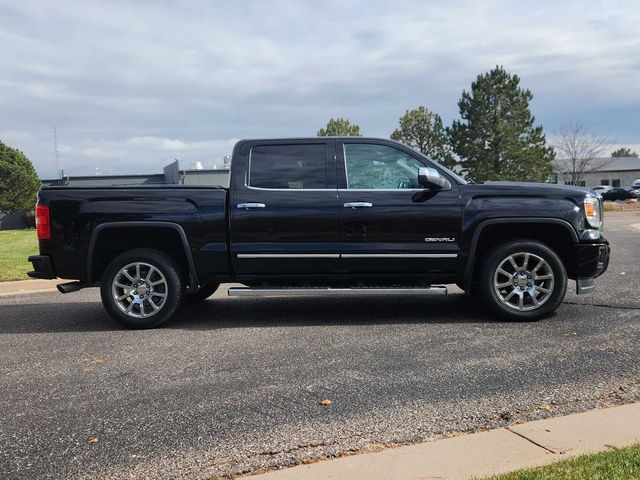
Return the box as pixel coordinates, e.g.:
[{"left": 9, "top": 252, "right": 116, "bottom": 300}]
[{"left": 425, "top": 237, "right": 456, "bottom": 243}]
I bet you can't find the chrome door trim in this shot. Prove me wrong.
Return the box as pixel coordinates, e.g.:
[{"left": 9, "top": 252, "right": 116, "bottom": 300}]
[
  {"left": 341, "top": 253, "right": 458, "bottom": 258},
  {"left": 237, "top": 253, "right": 340, "bottom": 258},
  {"left": 245, "top": 185, "right": 337, "bottom": 192},
  {"left": 236, "top": 253, "right": 456, "bottom": 259},
  {"left": 337, "top": 188, "right": 426, "bottom": 192}
]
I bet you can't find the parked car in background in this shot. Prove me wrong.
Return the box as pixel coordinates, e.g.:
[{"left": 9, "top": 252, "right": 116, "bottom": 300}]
[
  {"left": 592, "top": 185, "right": 613, "bottom": 194},
  {"left": 601, "top": 187, "right": 639, "bottom": 201}
]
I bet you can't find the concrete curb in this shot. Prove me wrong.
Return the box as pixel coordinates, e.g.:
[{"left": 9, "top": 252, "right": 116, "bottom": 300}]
[
  {"left": 0, "top": 279, "right": 60, "bottom": 296},
  {"left": 247, "top": 402, "right": 640, "bottom": 480}
]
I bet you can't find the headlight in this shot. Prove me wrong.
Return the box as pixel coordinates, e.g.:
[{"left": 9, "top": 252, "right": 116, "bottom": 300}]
[{"left": 584, "top": 196, "right": 601, "bottom": 229}]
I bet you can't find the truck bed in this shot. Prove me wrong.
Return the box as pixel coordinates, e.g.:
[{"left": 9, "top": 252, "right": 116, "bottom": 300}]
[{"left": 36, "top": 186, "right": 230, "bottom": 285}]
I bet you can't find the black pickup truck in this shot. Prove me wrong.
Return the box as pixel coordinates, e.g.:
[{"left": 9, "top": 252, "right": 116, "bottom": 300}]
[{"left": 28, "top": 137, "right": 610, "bottom": 328}]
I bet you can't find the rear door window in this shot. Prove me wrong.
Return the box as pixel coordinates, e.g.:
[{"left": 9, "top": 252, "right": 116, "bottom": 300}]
[{"left": 249, "top": 144, "right": 327, "bottom": 189}]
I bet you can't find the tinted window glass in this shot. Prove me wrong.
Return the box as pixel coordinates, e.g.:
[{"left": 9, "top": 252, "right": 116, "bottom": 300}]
[
  {"left": 249, "top": 144, "right": 326, "bottom": 189},
  {"left": 343, "top": 144, "right": 424, "bottom": 189}
]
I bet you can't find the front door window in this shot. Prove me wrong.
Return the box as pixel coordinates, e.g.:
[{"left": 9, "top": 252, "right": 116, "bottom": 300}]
[{"left": 343, "top": 144, "right": 424, "bottom": 190}]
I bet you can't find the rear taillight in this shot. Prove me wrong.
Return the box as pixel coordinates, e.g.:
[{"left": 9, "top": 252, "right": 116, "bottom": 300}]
[{"left": 35, "top": 204, "right": 50, "bottom": 240}]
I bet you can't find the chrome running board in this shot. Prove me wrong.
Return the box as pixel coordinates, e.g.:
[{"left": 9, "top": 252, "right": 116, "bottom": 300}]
[{"left": 227, "top": 286, "right": 448, "bottom": 297}]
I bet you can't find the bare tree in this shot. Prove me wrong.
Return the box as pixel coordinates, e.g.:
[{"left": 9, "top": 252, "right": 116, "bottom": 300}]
[{"left": 552, "top": 123, "right": 611, "bottom": 185}]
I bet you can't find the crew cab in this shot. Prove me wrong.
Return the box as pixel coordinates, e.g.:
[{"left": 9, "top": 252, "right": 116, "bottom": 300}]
[{"left": 28, "top": 137, "right": 610, "bottom": 328}]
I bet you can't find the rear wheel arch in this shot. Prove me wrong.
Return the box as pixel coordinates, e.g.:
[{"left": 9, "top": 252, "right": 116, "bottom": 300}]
[{"left": 87, "top": 222, "right": 199, "bottom": 288}]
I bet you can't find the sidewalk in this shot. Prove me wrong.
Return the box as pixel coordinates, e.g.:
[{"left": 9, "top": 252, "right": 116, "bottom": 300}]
[
  {"left": 0, "top": 278, "right": 60, "bottom": 296},
  {"left": 248, "top": 402, "right": 640, "bottom": 480}
]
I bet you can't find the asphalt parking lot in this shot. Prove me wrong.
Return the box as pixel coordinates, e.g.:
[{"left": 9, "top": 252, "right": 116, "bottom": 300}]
[{"left": 1, "top": 212, "right": 639, "bottom": 479}]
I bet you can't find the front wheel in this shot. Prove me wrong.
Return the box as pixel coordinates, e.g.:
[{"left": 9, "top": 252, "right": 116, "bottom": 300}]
[
  {"left": 100, "top": 249, "right": 185, "bottom": 329},
  {"left": 480, "top": 240, "right": 567, "bottom": 321}
]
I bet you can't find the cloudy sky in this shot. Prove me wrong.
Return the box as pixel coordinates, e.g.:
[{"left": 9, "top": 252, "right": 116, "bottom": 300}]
[{"left": 1, "top": 0, "right": 639, "bottom": 178}]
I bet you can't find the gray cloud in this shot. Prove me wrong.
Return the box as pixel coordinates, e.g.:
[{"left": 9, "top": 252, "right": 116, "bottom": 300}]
[{"left": 0, "top": 0, "right": 639, "bottom": 177}]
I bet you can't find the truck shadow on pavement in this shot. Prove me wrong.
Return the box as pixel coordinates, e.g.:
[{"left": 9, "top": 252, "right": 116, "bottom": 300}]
[
  {"left": 0, "top": 293, "right": 542, "bottom": 334},
  {"left": 171, "top": 294, "right": 498, "bottom": 330}
]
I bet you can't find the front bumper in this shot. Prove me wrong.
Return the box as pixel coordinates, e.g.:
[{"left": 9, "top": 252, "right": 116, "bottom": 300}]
[
  {"left": 27, "top": 255, "right": 57, "bottom": 279},
  {"left": 574, "top": 241, "right": 610, "bottom": 294}
]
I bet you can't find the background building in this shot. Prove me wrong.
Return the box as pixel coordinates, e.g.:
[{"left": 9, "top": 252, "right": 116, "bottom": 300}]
[
  {"left": 553, "top": 156, "right": 640, "bottom": 188},
  {"left": 41, "top": 160, "right": 230, "bottom": 188},
  {"left": 1, "top": 160, "right": 230, "bottom": 230}
]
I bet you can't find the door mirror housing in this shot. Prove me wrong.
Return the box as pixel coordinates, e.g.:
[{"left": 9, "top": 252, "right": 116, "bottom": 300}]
[{"left": 418, "top": 167, "right": 451, "bottom": 190}]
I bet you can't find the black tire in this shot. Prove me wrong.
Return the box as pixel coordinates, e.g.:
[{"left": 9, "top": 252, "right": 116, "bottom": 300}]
[
  {"left": 479, "top": 239, "right": 567, "bottom": 321},
  {"left": 184, "top": 282, "right": 220, "bottom": 303},
  {"left": 100, "top": 248, "right": 184, "bottom": 329}
]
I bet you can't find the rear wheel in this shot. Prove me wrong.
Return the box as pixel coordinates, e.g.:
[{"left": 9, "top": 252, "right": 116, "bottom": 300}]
[
  {"left": 100, "top": 249, "right": 184, "bottom": 328},
  {"left": 480, "top": 240, "right": 567, "bottom": 321}
]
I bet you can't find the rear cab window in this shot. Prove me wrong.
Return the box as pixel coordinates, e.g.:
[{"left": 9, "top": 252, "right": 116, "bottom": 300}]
[{"left": 249, "top": 144, "right": 327, "bottom": 189}]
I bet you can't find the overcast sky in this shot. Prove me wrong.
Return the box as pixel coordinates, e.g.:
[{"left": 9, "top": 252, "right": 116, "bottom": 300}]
[{"left": 1, "top": 0, "right": 639, "bottom": 178}]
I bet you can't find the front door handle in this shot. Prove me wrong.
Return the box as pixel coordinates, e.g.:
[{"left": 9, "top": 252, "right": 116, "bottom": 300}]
[
  {"left": 343, "top": 202, "right": 373, "bottom": 209},
  {"left": 237, "top": 203, "right": 266, "bottom": 209}
]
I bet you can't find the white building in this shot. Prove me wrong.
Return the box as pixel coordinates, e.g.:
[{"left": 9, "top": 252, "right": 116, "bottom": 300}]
[{"left": 554, "top": 156, "right": 640, "bottom": 188}]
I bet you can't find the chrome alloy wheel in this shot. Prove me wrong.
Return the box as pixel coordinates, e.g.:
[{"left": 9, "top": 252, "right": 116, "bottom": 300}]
[
  {"left": 493, "top": 252, "right": 555, "bottom": 311},
  {"left": 112, "top": 262, "right": 168, "bottom": 318}
]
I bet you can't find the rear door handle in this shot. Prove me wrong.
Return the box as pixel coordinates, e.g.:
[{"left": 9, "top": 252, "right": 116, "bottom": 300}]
[
  {"left": 237, "top": 203, "right": 266, "bottom": 209},
  {"left": 343, "top": 202, "right": 373, "bottom": 209}
]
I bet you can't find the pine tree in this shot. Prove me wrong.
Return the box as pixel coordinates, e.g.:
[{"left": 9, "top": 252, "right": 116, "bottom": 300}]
[
  {"left": 317, "top": 118, "right": 362, "bottom": 136},
  {"left": 0, "top": 140, "right": 41, "bottom": 215},
  {"left": 448, "top": 66, "right": 554, "bottom": 183},
  {"left": 390, "top": 106, "right": 456, "bottom": 169},
  {"left": 611, "top": 147, "right": 638, "bottom": 158}
]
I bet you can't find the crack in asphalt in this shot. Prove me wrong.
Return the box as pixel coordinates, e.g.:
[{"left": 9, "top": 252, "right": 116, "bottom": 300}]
[
  {"left": 233, "top": 385, "right": 640, "bottom": 479},
  {"left": 255, "top": 440, "right": 338, "bottom": 458},
  {"left": 563, "top": 301, "right": 640, "bottom": 311}
]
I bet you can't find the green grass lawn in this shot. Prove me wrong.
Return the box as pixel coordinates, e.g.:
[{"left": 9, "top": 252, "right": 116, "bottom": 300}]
[
  {"left": 0, "top": 229, "right": 39, "bottom": 281},
  {"left": 485, "top": 443, "right": 640, "bottom": 480}
]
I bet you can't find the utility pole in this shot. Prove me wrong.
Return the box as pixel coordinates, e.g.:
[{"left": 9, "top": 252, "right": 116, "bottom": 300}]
[{"left": 53, "top": 127, "right": 62, "bottom": 182}]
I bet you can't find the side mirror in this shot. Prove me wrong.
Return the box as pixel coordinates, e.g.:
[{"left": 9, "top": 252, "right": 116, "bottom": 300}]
[{"left": 418, "top": 167, "right": 451, "bottom": 190}]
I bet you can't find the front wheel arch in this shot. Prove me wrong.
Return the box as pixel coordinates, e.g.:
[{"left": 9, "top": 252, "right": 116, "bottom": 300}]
[{"left": 464, "top": 219, "right": 578, "bottom": 291}]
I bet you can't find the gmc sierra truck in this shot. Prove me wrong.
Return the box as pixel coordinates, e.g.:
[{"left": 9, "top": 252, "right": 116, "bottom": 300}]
[{"left": 28, "top": 137, "right": 610, "bottom": 328}]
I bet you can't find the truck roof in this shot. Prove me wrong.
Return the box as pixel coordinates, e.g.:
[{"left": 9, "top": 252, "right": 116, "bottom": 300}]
[{"left": 236, "top": 136, "right": 404, "bottom": 143}]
